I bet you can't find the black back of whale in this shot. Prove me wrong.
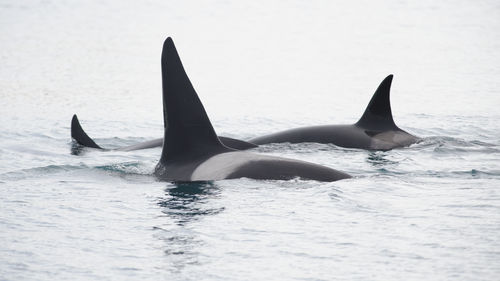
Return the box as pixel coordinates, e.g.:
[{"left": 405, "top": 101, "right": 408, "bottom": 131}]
[
  {"left": 154, "top": 37, "right": 350, "bottom": 182},
  {"left": 71, "top": 114, "right": 257, "bottom": 151},
  {"left": 249, "top": 75, "right": 420, "bottom": 151}
]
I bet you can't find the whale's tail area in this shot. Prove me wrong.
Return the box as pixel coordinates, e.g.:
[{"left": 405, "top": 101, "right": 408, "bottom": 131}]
[
  {"left": 71, "top": 114, "right": 103, "bottom": 149},
  {"left": 355, "top": 74, "right": 399, "bottom": 131},
  {"left": 158, "top": 37, "right": 231, "bottom": 164}
]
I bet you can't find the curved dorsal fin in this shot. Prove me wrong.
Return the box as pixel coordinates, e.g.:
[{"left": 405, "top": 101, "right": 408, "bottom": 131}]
[
  {"left": 159, "top": 37, "right": 230, "bottom": 163},
  {"left": 355, "top": 74, "right": 398, "bottom": 130},
  {"left": 71, "top": 114, "right": 102, "bottom": 149}
]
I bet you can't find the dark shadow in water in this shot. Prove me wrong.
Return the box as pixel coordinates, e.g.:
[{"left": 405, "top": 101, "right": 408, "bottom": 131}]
[
  {"left": 155, "top": 181, "right": 225, "bottom": 272},
  {"left": 157, "top": 181, "right": 224, "bottom": 226},
  {"left": 366, "top": 151, "right": 398, "bottom": 167},
  {"left": 70, "top": 142, "right": 84, "bottom": 155}
]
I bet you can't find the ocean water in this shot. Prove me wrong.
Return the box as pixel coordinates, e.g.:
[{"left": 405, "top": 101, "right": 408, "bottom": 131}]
[{"left": 1, "top": 0, "right": 500, "bottom": 280}]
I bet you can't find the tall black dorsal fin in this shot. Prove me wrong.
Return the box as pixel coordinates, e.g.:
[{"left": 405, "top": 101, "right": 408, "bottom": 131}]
[
  {"left": 355, "top": 74, "right": 398, "bottom": 130},
  {"left": 71, "top": 114, "right": 102, "bottom": 149},
  {"left": 159, "top": 37, "right": 230, "bottom": 163}
]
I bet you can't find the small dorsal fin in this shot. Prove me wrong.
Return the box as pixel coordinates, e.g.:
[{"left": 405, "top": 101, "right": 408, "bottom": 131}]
[
  {"left": 355, "top": 75, "right": 398, "bottom": 130},
  {"left": 71, "top": 114, "right": 102, "bottom": 149},
  {"left": 159, "top": 38, "right": 230, "bottom": 163}
]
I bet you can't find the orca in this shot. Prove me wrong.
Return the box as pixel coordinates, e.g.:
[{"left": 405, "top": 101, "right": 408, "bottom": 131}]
[
  {"left": 71, "top": 114, "right": 257, "bottom": 151},
  {"left": 249, "top": 75, "right": 421, "bottom": 151},
  {"left": 154, "top": 37, "right": 350, "bottom": 182}
]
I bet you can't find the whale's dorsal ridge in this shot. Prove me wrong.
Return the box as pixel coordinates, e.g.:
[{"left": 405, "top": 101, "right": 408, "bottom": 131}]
[
  {"left": 160, "top": 38, "right": 231, "bottom": 163},
  {"left": 355, "top": 74, "right": 398, "bottom": 131}
]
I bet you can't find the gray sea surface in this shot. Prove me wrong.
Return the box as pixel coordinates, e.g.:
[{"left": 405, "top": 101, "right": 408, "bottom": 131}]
[{"left": 1, "top": 0, "right": 500, "bottom": 280}]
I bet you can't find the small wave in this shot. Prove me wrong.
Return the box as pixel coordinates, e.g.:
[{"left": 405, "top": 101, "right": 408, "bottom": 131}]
[
  {"left": 442, "top": 204, "right": 500, "bottom": 210},
  {"left": 412, "top": 136, "right": 499, "bottom": 153},
  {"left": 0, "top": 164, "right": 88, "bottom": 181},
  {"left": 93, "top": 161, "right": 153, "bottom": 176},
  {"left": 255, "top": 142, "right": 343, "bottom": 154},
  {"left": 398, "top": 169, "right": 500, "bottom": 179},
  {"left": 0, "top": 162, "right": 156, "bottom": 182},
  {"left": 451, "top": 169, "right": 500, "bottom": 178}
]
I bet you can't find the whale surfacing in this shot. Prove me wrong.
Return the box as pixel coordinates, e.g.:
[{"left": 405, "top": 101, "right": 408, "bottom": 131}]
[
  {"left": 249, "top": 75, "right": 421, "bottom": 151},
  {"left": 154, "top": 37, "right": 350, "bottom": 182},
  {"left": 71, "top": 114, "right": 257, "bottom": 151}
]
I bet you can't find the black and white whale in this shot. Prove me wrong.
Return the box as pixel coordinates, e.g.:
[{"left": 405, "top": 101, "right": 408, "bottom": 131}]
[
  {"left": 71, "top": 114, "right": 257, "bottom": 151},
  {"left": 154, "top": 37, "right": 350, "bottom": 182},
  {"left": 249, "top": 75, "right": 421, "bottom": 151}
]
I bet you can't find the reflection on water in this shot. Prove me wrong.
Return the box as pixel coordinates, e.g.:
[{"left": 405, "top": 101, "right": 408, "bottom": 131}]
[
  {"left": 154, "top": 228, "right": 202, "bottom": 273},
  {"left": 366, "top": 151, "right": 398, "bottom": 167},
  {"left": 158, "top": 182, "right": 225, "bottom": 225},
  {"left": 155, "top": 182, "right": 225, "bottom": 273},
  {"left": 70, "top": 142, "right": 84, "bottom": 156}
]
